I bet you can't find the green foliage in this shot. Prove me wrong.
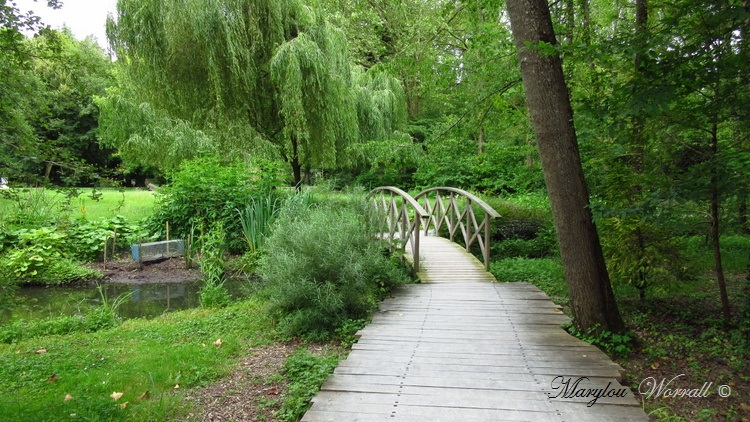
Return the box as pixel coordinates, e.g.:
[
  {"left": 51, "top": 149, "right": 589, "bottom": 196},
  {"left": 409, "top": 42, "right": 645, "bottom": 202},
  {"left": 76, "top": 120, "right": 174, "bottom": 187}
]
[
  {"left": 277, "top": 348, "right": 340, "bottom": 422},
  {"left": 0, "top": 298, "right": 275, "bottom": 421},
  {"left": 198, "top": 223, "right": 230, "bottom": 309},
  {"left": 599, "top": 217, "right": 697, "bottom": 296},
  {"left": 0, "top": 213, "right": 147, "bottom": 285},
  {"left": 566, "top": 323, "right": 634, "bottom": 358},
  {"left": 493, "top": 237, "right": 553, "bottom": 260},
  {"left": 0, "top": 205, "right": 147, "bottom": 288},
  {"left": 67, "top": 215, "right": 151, "bottom": 262},
  {"left": 237, "top": 193, "right": 280, "bottom": 254},
  {"left": 0, "top": 187, "right": 74, "bottom": 226},
  {"left": 1, "top": 27, "right": 115, "bottom": 186},
  {"left": 490, "top": 258, "right": 567, "bottom": 304},
  {"left": 149, "top": 156, "right": 282, "bottom": 253},
  {"left": 334, "top": 318, "right": 368, "bottom": 349},
  {"left": 259, "top": 199, "right": 409, "bottom": 339},
  {"left": 102, "top": 0, "right": 406, "bottom": 184},
  {"left": 349, "top": 134, "right": 421, "bottom": 189},
  {"left": 0, "top": 286, "right": 130, "bottom": 344},
  {"left": 0, "top": 226, "right": 102, "bottom": 285}
]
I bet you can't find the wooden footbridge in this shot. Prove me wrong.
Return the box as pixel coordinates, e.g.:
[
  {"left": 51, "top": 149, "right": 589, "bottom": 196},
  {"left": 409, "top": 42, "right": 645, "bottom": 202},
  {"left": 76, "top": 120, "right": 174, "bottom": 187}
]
[{"left": 302, "top": 187, "right": 647, "bottom": 421}]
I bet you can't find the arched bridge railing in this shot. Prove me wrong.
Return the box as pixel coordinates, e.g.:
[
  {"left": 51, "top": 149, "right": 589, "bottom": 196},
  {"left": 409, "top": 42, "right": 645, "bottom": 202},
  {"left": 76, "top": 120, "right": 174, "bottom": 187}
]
[
  {"left": 369, "top": 186, "right": 501, "bottom": 273},
  {"left": 415, "top": 187, "right": 501, "bottom": 271},
  {"left": 368, "top": 187, "right": 429, "bottom": 272}
]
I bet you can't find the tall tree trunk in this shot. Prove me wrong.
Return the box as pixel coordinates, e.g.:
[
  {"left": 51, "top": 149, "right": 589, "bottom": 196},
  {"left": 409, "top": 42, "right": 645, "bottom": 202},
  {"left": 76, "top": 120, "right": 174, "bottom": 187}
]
[
  {"left": 581, "top": 0, "right": 592, "bottom": 46},
  {"left": 740, "top": 0, "right": 750, "bottom": 236},
  {"left": 709, "top": 120, "right": 731, "bottom": 321},
  {"left": 631, "top": 0, "right": 649, "bottom": 298},
  {"left": 739, "top": 187, "right": 748, "bottom": 235},
  {"left": 505, "top": 0, "right": 625, "bottom": 333},
  {"left": 290, "top": 137, "right": 302, "bottom": 187},
  {"left": 478, "top": 124, "right": 485, "bottom": 155},
  {"left": 564, "top": 0, "right": 575, "bottom": 44},
  {"left": 44, "top": 162, "right": 53, "bottom": 181}
]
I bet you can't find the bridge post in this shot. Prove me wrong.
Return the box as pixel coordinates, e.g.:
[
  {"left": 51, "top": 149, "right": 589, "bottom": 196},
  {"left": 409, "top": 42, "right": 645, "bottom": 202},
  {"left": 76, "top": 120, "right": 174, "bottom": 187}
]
[{"left": 367, "top": 187, "right": 429, "bottom": 274}]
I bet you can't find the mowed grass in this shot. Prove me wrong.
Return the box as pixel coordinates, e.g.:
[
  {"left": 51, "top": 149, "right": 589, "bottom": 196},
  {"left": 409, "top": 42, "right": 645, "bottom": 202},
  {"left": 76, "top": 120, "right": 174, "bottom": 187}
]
[
  {"left": 72, "top": 188, "right": 157, "bottom": 221},
  {"left": 0, "top": 298, "right": 276, "bottom": 422},
  {"left": 0, "top": 188, "right": 156, "bottom": 222}
]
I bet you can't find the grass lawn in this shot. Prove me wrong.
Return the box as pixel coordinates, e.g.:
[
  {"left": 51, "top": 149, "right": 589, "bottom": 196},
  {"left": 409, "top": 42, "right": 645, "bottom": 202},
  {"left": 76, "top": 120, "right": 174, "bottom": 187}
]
[
  {"left": 74, "top": 188, "right": 157, "bottom": 221},
  {"left": 0, "top": 188, "right": 156, "bottom": 223},
  {"left": 0, "top": 299, "right": 277, "bottom": 421}
]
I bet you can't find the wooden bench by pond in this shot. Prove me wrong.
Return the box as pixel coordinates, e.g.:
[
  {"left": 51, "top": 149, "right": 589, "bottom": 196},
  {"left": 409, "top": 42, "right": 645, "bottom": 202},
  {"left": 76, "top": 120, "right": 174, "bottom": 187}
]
[{"left": 130, "top": 240, "right": 185, "bottom": 263}]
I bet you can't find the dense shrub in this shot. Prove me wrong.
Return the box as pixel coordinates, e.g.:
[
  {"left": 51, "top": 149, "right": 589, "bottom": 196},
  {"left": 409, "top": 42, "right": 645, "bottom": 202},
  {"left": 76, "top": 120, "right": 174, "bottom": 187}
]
[
  {"left": 598, "top": 218, "right": 699, "bottom": 297},
  {"left": 198, "top": 223, "right": 231, "bottom": 308},
  {"left": 148, "top": 156, "right": 283, "bottom": 253},
  {"left": 0, "top": 226, "right": 102, "bottom": 285},
  {"left": 258, "top": 199, "right": 410, "bottom": 339},
  {"left": 414, "top": 138, "right": 544, "bottom": 195},
  {"left": 66, "top": 215, "right": 152, "bottom": 262}
]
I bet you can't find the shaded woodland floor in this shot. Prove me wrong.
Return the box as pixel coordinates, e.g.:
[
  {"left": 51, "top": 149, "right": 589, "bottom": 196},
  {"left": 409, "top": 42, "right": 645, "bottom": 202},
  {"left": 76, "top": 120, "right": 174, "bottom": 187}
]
[{"left": 616, "top": 274, "right": 750, "bottom": 421}]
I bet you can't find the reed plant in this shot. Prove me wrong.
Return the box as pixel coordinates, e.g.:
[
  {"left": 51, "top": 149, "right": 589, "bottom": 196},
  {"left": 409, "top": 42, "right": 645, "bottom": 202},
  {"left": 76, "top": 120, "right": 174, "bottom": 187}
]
[{"left": 236, "top": 193, "right": 280, "bottom": 254}]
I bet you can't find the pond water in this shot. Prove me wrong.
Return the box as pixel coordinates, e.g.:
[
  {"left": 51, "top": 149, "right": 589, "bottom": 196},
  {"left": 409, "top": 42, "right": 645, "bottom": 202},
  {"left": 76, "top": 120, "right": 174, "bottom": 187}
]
[{"left": 1, "top": 280, "right": 250, "bottom": 323}]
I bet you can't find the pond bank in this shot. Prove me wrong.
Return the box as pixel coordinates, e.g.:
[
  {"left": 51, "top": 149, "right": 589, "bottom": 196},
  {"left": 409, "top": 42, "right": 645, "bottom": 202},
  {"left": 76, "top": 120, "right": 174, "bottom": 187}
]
[{"left": 88, "top": 256, "right": 202, "bottom": 284}]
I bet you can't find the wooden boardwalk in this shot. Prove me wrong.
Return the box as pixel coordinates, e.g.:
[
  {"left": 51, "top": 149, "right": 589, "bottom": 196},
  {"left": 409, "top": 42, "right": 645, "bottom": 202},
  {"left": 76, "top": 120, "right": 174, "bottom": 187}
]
[{"left": 302, "top": 236, "right": 647, "bottom": 421}]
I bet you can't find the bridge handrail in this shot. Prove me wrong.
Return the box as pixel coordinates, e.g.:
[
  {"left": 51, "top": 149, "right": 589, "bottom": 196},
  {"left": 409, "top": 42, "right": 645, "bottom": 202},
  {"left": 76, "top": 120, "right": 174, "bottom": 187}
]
[
  {"left": 415, "top": 187, "right": 500, "bottom": 270},
  {"left": 367, "top": 186, "right": 429, "bottom": 272}
]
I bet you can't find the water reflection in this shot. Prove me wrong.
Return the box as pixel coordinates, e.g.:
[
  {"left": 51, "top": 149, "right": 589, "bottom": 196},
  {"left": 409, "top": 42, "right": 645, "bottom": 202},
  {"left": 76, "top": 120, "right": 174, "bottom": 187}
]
[{"left": 1, "top": 280, "right": 247, "bottom": 323}]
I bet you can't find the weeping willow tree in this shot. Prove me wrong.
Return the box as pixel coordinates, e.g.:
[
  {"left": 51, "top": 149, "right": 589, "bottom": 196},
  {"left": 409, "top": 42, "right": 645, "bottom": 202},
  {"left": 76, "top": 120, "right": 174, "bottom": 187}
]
[{"left": 98, "top": 0, "right": 403, "bottom": 184}]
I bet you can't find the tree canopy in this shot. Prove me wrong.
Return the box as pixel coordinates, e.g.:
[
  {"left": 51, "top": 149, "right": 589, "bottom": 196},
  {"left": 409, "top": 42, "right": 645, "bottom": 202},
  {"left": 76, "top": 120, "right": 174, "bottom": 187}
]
[
  {"left": 1, "top": 1, "right": 116, "bottom": 186},
  {"left": 99, "top": 0, "right": 406, "bottom": 185}
]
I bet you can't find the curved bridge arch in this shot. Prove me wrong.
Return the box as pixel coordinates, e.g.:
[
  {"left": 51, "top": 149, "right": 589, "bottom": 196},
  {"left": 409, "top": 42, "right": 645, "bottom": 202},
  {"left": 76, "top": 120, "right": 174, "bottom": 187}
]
[
  {"left": 368, "top": 186, "right": 500, "bottom": 272},
  {"left": 415, "top": 187, "right": 500, "bottom": 270},
  {"left": 368, "top": 186, "right": 429, "bottom": 272}
]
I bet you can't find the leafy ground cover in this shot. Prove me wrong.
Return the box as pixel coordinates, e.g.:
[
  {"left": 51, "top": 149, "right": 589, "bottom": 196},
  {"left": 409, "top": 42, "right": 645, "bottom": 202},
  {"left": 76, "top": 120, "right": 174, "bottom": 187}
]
[
  {"left": 490, "top": 235, "right": 750, "bottom": 421},
  {"left": 616, "top": 273, "right": 750, "bottom": 421}
]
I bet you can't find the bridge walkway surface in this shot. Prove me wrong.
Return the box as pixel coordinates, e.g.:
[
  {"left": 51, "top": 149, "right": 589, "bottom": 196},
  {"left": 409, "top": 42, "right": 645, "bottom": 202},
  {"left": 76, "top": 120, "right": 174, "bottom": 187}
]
[{"left": 301, "top": 236, "right": 648, "bottom": 421}]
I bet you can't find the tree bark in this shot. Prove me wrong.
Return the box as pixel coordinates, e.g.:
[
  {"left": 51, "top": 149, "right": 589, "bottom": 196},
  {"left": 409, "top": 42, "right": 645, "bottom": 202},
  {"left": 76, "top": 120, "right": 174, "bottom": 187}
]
[
  {"left": 709, "top": 120, "right": 731, "bottom": 321},
  {"left": 505, "top": 0, "right": 625, "bottom": 333},
  {"left": 631, "top": 0, "right": 649, "bottom": 298},
  {"left": 290, "top": 136, "right": 302, "bottom": 187},
  {"left": 739, "top": 187, "right": 748, "bottom": 235}
]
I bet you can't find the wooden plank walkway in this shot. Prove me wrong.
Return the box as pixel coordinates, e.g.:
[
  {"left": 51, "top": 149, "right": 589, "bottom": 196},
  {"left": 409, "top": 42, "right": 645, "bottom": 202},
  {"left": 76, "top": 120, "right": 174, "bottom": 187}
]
[{"left": 302, "top": 236, "right": 647, "bottom": 421}]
